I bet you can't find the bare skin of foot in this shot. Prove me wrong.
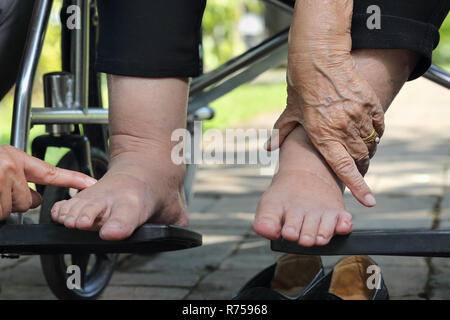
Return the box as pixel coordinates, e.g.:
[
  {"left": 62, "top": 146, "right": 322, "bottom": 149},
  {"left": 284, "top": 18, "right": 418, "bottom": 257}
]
[
  {"left": 253, "top": 49, "right": 418, "bottom": 246},
  {"left": 51, "top": 76, "right": 189, "bottom": 240}
]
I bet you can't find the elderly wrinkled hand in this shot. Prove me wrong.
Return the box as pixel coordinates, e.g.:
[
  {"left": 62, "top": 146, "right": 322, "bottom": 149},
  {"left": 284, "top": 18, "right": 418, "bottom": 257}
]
[
  {"left": 266, "top": 0, "right": 384, "bottom": 207},
  {"left": 0, "top": 145, "right": 96, "bottom": 219}
]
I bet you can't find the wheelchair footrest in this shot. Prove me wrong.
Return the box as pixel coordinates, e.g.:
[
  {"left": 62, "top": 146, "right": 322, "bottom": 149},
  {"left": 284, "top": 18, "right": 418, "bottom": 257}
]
[
  {"left": 271, "top": 230, "right": 450, "bottom": 257},
  {"left": 0, "top": 223, "right": 202, "bottom": 255}
]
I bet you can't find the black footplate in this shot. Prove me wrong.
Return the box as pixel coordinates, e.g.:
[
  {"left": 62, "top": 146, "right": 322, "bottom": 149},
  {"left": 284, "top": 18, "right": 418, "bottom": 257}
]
[
  {"left": 0, "top": 223, "right": 202, "bottom": 255},
  {"left": 271, "top": 230, "right": 450, "bottom": 257}
]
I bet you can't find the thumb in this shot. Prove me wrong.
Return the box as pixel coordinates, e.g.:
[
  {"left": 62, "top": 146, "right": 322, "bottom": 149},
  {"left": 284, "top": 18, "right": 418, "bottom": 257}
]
[
  {"left": 265, "top": 121, "right": 298, "bottom": 151},
  {"left": 30, "top": 188, "right": 42, "bottom": 209}
]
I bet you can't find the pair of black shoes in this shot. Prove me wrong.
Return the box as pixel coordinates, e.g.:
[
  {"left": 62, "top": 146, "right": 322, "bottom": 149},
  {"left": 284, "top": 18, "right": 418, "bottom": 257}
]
[{"left": 233, "top": 255, "right": 389, "bottom": 300}]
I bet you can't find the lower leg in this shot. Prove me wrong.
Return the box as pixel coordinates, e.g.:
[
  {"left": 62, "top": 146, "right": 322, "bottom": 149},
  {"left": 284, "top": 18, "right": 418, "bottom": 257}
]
[
  {"left": 253, "top": 49, "right": 418, "bottom": 246},
  {"left": 51, "top": 76, "right": 190, "bottom": 240}
]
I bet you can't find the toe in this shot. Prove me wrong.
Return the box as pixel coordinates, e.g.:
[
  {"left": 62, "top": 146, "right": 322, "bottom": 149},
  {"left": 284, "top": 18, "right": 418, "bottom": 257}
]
[
  {"left": 252, "top": 195, "right": 284, "bottom": 240},
  {"left": 75, "top": 202, "right": 108, "bottom": 230},
  {"left": 281, "top": 209, "right": 304, "bottom": 242},
  {"left": 99, "top": 202, "right": 139, "bottom": 240},
  {"left": 57, "top": 199, "right": 78, "bottom": 224},
  {"left": 63, "top": 200, "right": 86, "bottom": 228},
  {"left": 315, "top": 212, "right": 338, "bottom": 246},
  {"left": 298, "top": 211, "right": 320, "bottom": 247},
  {"left": 335, "top": 211, "right": 353, "bottom": 234},
  {"left": 51, "top": 200, "right": 66, "bottom": 221}
]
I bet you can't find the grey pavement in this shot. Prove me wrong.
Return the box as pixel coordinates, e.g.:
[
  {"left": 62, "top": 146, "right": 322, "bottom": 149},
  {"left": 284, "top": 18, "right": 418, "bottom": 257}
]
[{"left": 0, "top": 77, "right": 449, "bottom": 300}]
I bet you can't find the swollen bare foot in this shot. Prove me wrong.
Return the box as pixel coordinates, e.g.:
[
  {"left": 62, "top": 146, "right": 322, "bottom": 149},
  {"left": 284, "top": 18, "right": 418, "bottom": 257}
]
[
  {"left": 253, "top": 125, "right": 353, "bottom": 247},
  {"left": 50, "top": 136, "right": 188, "bottom": 241},
  {"left": 253, "top": 49, "right": 417, "bottom": 246}
]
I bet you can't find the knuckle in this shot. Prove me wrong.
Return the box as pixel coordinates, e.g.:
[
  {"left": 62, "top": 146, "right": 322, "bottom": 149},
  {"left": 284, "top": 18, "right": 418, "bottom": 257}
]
[
  {"left": 0, "top": 157, "right": 16, "bottom": 172},
  {"left": 334, "top": 157, "right": 355, "bottom": 176},
  {"left": 44, "top": 163, "right": 59, "bottom": 183}
]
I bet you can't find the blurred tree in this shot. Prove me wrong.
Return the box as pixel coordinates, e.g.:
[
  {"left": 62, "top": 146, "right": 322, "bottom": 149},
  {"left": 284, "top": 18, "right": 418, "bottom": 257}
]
[
  {"left": 202, "top": 0, "right": 264, "bottom": 71},
  {"left": 433, "top": 15, "right": 450, "bottom": 70}
]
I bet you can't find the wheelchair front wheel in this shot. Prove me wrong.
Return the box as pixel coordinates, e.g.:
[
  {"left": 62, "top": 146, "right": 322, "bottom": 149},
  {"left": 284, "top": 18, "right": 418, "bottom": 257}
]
[{"left": 39, "top": 148, "right": 117, "bottom": 300}]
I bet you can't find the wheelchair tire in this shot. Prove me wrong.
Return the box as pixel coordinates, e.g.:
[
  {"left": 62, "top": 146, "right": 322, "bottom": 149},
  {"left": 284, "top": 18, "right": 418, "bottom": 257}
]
[{"left": 39, "top": 148, "right": 117, "bottom": 300}]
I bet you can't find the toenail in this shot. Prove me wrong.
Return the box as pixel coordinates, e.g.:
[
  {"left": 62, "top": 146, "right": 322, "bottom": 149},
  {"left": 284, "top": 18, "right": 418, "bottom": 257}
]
[
  {"left": 59, "top": 215, "right": 66, "bottom": 221},
  {"left": 284, "top": 227, "right": 296, "bottom": 236},
  {"left": 316, "top": 236, "right": 326, "bottom": 242},
  {"left": 300, "top": 235, "right": 312, "bottom": 243},
  {"left": 65, "top": 216, "right": 75, "bottom": 225},
  {"left": 103, "top": 221, "right": 124, "bottom": 230},
  {"left": 79, "top": 216, "right": 90, "bottom": 224},
  {"left": 101, "top": 221, "right": 125, "bottom": 238}
]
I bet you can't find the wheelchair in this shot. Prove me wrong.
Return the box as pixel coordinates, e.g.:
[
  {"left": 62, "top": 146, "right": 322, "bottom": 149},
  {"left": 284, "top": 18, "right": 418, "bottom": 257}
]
[{"left": 1, "top": 0, "right": 449, "bottom": 299}]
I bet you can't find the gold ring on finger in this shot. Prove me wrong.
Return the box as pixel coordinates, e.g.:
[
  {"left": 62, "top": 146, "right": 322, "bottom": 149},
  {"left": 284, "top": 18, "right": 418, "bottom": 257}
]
[{"left": 362, "top": 129, "right": 379, "bottom": 144}]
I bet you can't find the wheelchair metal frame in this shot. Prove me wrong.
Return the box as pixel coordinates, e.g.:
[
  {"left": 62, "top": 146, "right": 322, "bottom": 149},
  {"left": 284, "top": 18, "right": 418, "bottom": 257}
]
[{"left": 9, "top": 0, "right": 450, "bottom": 257}]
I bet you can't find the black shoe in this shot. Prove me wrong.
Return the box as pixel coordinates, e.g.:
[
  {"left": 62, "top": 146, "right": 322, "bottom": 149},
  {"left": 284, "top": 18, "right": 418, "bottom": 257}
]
[
  {"left": 301, "top": 255, "right": 389, "bottom": 300},
  {"left": 233, "top": 254, "right": 324, "bottom": 300}
]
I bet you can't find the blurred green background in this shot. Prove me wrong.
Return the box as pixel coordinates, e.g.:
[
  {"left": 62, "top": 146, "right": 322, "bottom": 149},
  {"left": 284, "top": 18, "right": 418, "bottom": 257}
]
[{"left": 0, "top": 0, "right": 448, "bottom": 164}]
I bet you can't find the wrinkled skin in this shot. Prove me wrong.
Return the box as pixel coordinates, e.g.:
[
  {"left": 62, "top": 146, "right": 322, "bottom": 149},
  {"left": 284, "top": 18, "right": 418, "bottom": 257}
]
[
  {"left": 266, "top": 0, "right": 385, "bottom": 207},
  {"left": 50, "top": 76, "right": 189, "bottom": 240},
  {"left": 0, "top": 145, "right": 96, "bottom": 219},
  {"left": 253, "top": 46, "right": 418, "bottom": 246}
]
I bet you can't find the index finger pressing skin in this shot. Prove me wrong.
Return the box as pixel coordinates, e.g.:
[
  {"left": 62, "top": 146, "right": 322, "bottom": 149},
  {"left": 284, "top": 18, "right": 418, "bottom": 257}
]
[
  {"left": 318, "top": 141, "right": 376, "bottom": 207},
  {"left": 23, "top": 154, "right": 97, "bottom": 189}
]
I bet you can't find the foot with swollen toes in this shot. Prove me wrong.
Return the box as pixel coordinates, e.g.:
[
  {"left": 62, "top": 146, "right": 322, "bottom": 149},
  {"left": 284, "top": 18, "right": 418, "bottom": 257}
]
[
  {"left": 254, "top": 124, "right": 353, "bottom": 246},
  {"left": 49, "top": 49, "right": 417, "bottom": 243},
  {"left": 50, "top": 76, "right": 190, "bottom": 240},
  {"left": 253, "top": 49, "right": 418, "bottom": 246}
]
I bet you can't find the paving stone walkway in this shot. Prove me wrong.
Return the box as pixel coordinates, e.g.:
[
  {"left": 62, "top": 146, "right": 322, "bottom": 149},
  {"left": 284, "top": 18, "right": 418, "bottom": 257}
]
[{"left": 0, "top": 77, "right": 449, "bottom": 300}]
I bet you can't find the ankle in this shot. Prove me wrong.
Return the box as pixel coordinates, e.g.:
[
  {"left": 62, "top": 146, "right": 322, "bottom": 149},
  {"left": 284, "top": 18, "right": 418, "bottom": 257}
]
[
  {"left": 108, "top": 133, "right": 185, "bottom": 181},
  {"left": 109, "top": 133, "right": 169, "bottom": 157},
  {"left": 278, "top": 125, "right": 344, "bottom": 192}
]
